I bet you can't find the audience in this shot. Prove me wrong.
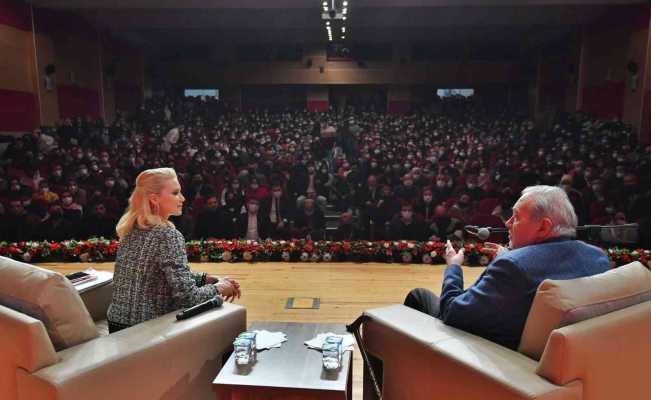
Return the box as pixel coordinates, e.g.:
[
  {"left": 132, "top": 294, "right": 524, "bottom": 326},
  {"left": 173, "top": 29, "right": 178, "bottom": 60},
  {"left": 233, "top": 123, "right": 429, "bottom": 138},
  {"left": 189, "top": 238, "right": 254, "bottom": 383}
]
[{"left": 0, "top": 95, "right": 647, "bottom": 243}]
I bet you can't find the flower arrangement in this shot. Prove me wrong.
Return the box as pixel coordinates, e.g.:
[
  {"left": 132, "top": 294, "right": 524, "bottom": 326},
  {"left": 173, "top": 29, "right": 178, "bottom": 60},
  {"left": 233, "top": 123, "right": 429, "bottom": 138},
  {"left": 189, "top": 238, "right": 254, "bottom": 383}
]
[{"left": 0, "top": 239, "right": 647, "bottom": 268}]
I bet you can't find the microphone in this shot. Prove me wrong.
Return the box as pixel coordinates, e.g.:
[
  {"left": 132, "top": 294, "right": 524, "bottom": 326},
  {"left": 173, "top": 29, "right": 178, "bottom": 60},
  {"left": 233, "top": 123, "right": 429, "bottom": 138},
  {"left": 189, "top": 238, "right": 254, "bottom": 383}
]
[
  {"left": 464, "top": 225, "right": 508, "bottom": 241},
  {"left": 176, "top": 297, "right": 223, "bottom": 321}
]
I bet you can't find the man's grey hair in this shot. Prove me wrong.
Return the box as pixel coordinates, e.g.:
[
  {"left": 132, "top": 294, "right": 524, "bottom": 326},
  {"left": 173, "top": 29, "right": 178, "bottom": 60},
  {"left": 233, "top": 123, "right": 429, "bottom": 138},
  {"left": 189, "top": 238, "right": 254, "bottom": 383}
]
[{"left": 516, "top": 185, "right": 578, "bottom": 237}]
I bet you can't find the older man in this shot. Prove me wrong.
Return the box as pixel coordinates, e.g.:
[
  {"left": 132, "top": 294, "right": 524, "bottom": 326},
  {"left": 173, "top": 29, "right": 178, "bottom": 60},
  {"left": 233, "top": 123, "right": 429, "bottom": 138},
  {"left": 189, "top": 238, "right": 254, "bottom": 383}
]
[{"left": 404, "top": 185, "right": 609, "bottom": 350}]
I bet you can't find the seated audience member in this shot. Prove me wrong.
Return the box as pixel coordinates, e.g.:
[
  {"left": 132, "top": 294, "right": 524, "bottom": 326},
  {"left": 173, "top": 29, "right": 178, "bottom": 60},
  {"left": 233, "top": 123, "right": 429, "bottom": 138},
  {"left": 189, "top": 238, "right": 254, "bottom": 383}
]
[
  {"left": 61, "top": 191, "right": 83, "bottom": 215},
  {"left": 404, "top": 185, "right": 610, "bottom": 350},
  {"left": 262, "top": 183, "right": 295, "bottom": 239},
  {"left": 1, "top": 198, "right": 36, "bottom": 241},
  {"left": 293, "top": 198, "right": 326, "bottom": 240},
  {"left": 333, "top": 209, "right": 361, "bottom": 240},
  {"left": 41, "top": 201, "right": 80, "bottom": 241},
  {"left": 389, "top": 203, "right": 427, "bottom": 241},
  {"left": 415, "top": 187, "right": 436, "bottom": 223},
  {"left": 394, "top": 173, "right": 420, "bottom": 205},
  {"left": 236, "top": 197, "right": 270, "bottom": 240},
  {"left": 428, "top": 204, "right": 462, "bottom": 242},
  {"left": 32, "top": 181, "right": 59, "bottom": 205},
  {"left": 448, "top": 192, "right": 475, "bottom": 226},
  {"left": 374, "top": 184, "right": 399, "bottom": 239},
  {"left": 67, "top": 179, "right": 87, "bottom": 208},
  {"left": 468, "top": 198, "right": 508, "bottom": 243},
  {"left": 108, "top": 167, "right": 241, "bottom": 333},
  {"left": 194, "top": 195, "right": 223, "bottom": 239},
  {"left": 83, "top": 202, "right": 116, "bottom": 238}
]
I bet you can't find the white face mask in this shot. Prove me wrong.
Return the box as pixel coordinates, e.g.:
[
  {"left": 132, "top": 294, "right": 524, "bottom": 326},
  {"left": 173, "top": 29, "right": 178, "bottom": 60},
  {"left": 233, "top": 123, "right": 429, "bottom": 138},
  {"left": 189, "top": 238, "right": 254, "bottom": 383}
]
[
  {"left": 401, "top": 211, "right": 413, "bottom": 219},
  {"left": 248, "top": 204, "right": 259, "bottom": 213},
  {"left": 272, "top": 191, "right": 282, "bottom": 198},
  {"left": 423, "top": 196, "right": 433, "bottom": 202}
]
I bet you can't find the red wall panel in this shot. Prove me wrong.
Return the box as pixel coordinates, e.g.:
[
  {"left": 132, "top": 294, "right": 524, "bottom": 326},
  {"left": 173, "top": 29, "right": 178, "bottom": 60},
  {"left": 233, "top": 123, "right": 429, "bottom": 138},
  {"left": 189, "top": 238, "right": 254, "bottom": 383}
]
[
  {"left": 0, "top": 0, "right": 31, "bottom": 31},
  {"left": 0, "top": 89, "right": 37, "bottom": 131},
  {"left": 580, "top": 81, "right": 625, "bottom": 119},
  {"left": 307, "top": 100, "right": 328, "bottom": 112}
]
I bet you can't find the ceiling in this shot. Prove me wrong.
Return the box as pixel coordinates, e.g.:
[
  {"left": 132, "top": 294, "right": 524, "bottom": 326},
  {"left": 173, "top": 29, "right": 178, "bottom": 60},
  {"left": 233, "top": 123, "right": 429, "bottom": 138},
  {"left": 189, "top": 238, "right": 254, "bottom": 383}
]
[{"left": 26, "top": 0, "right": 647, "bottom": 56}]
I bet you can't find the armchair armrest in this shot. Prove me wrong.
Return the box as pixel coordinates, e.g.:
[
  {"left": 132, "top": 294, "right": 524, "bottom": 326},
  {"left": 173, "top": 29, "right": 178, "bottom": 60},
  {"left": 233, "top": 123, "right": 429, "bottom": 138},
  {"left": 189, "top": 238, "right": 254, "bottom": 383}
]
[
  {"left": 362, "top": 305, "right": 581, "bottom": 400},
  {"left": 17, "top": 303, "right": 246, "bottom": 400},
  {"left": 78, "top": 281, "right": 113, "bottom": 321}
]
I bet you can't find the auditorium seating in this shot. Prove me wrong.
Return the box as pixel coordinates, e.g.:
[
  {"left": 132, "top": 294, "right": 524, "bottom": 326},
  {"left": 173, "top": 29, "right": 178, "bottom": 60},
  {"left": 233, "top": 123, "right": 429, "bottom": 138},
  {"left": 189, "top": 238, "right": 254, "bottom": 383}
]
[
  {"left": 361, "top": 262, "right": 651, "bottom": 400},
  {"left": 0, "top": 256, "right": 246, "bottom": 400}
]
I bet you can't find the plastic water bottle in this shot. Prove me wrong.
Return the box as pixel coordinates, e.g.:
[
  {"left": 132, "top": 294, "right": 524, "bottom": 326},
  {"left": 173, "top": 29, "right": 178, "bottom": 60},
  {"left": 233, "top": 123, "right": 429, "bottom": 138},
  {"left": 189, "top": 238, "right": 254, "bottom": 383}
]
[
  {"left": 322, "top": 335, "right": 343, "bottom": 370},
  {"left": 233, "top": 338, "right": 253, "bottom": 366}
]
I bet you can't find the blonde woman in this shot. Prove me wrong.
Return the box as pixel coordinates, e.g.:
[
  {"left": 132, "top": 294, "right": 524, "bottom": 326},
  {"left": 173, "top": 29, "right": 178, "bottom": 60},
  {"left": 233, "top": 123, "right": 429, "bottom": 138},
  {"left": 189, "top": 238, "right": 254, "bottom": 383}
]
[{"left": 107, "top": 167, "right": 240, "bottom": 333}]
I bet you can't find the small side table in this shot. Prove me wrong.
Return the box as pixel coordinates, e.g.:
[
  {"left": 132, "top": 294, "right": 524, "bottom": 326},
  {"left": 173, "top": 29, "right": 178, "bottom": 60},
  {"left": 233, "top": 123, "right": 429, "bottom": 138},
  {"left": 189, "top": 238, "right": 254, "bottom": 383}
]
[{"left": 213, "top": 321, "right": 353, "bottom": 400}]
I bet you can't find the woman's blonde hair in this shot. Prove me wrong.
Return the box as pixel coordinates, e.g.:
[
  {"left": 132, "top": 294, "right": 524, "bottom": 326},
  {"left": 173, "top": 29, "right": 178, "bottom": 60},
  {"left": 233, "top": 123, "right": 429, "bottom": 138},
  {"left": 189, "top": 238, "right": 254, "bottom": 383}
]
[{"left": 116, "top": 167, "right": 177, "bottom": 239}]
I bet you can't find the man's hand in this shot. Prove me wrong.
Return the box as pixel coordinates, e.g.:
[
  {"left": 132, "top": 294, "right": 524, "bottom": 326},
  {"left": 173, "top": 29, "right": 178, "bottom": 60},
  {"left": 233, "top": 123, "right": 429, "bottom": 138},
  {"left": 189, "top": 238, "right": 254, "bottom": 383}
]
[
  {"left": 484, "top": 242, "right": 508, "bottom": 257},
  {"left": 445, "top": 240, "right": 465, "bottom": 266}
]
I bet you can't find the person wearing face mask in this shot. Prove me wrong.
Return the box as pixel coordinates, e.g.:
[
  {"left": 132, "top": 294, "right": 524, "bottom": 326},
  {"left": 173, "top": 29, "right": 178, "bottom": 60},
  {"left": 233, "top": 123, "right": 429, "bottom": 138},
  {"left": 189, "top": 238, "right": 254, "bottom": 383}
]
[
  {"left": 415, "top": 187, "right": 436, "bottom": 224},
  {"left": 49, "top": 164, "right": 67, "bottom": 192},
  {"left": 236, "top": 197, "right": 270, "bottom": 241},
  {"left": 431, "top": 175, "right": 452, "bottom": 204},
  {"left": 245, "top": 177, "right": 270, "bottom": 202},
  {"left": 61, "top": 191, "right": 83, "bottom": 215},
  {"left": 261, "top": 183, "right": 295, "bottom": 239},
  {"left": 31, "top": 181, "right": 59, "bottom": 205},
  {"left": 388, "top": 203, "right": 427, "bottom": 241},
  {"left": 394, "top": 174, "right": 420, "bottom": 205}
]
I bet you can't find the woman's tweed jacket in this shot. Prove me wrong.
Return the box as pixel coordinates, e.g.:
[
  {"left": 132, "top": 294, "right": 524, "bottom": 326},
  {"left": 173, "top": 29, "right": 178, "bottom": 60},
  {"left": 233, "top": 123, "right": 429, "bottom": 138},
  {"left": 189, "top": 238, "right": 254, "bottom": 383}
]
[{"left": 107, "top": 225, "right": 218, "bottom": 327}]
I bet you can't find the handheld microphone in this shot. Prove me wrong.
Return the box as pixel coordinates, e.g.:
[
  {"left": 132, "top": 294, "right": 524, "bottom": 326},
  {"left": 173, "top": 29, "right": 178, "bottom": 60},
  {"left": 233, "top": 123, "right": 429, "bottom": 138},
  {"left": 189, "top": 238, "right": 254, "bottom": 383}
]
[
  {"left": 464, "top": 225, "right": 509, "bottom": 241},
  {"left": 176, "top": 297, "right": 223, "bottom": 321}
]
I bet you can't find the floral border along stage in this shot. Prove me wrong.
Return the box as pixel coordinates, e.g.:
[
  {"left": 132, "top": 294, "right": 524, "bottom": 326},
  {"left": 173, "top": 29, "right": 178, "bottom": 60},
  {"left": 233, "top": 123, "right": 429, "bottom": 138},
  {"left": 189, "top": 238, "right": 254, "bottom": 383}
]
[{"left": 0, "top": 238, "right": 647, "bottom": 268}]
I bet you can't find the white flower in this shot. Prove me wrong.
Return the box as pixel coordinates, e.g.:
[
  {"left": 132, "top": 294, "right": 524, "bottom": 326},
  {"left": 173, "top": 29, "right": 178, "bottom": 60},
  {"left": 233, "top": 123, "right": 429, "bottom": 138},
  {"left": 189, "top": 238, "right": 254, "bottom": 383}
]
[
  {"left": 79, "top": 253, "right": 90, "bottom": 263},
  {"left": 22, "top": 252, "right": 32, "bottom": 263},
  {"left": 300, "top": 252, "right": 310, "bottom": 262},
  {"left": 311, "top": 253, "right": 320, "bottom": 262},
  {"left": 322, "top": 253, "right": 332, "bottom": 262},
  {"left": 422, "top": 254, "right": 432, "bottom": 264},
  {"left": 281, "top": 251, "right": 291, "bottom": 262},
  {"left": 243, "top": 251, "right": 253, "bottom": 262},
  {"left": 401, "top": 252, "right": 413, "bottom": 263},
  {"left": 222, "top": 251, "right": 232, "bottom": 262}
]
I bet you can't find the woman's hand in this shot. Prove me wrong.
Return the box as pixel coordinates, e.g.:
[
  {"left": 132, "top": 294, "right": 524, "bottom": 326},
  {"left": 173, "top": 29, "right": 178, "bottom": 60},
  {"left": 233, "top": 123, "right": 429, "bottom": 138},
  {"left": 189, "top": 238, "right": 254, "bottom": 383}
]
[{"left": 215, "top": 277, "right": 241, "bottom": 302}]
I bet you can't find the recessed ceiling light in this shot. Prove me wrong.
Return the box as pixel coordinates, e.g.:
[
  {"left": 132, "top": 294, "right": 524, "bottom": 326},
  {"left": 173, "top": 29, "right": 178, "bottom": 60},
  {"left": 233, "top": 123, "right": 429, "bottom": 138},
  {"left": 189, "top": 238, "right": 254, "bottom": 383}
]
[{"left": 343, "top": 1, "right": 348, "bottom": 6}]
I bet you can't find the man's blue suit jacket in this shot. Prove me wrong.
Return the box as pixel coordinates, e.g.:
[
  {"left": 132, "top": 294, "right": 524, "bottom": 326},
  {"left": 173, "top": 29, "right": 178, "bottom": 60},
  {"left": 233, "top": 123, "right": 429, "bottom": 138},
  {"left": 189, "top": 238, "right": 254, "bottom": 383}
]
[{"left": 439, "top": 238, "right": 610, "bottom": 350}]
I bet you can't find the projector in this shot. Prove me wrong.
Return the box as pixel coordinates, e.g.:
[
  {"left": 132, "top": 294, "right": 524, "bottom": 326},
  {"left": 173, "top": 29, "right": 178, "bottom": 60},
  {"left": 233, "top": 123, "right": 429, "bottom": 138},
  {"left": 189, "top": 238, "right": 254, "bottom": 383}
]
[{"left": 322, "top": 9, "right": 344, "bottom": 20}]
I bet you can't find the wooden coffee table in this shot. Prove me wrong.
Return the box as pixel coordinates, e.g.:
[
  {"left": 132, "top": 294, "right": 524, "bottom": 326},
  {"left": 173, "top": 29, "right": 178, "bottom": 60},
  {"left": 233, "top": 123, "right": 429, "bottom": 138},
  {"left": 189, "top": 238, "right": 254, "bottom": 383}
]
[{"left": 213, "top": 321, "right": 353, "bottom": 400}]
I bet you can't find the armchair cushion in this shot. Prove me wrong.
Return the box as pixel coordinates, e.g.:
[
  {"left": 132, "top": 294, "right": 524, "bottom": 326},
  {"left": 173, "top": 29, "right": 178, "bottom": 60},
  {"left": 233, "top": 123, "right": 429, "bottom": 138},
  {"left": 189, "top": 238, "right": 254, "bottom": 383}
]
[
  {"left": 0, "top": 256, "right": 98, "bottom": 350},
  {"left": 518, "top": 261, "right": 651, "bottom": 360}
]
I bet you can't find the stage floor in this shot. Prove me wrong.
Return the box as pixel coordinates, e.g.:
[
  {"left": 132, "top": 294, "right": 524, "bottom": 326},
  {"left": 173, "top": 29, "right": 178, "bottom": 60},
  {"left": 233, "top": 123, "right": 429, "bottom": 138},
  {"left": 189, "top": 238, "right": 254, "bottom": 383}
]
[{"left": 42, "top": 261, "right": 485, "bottom": 400}]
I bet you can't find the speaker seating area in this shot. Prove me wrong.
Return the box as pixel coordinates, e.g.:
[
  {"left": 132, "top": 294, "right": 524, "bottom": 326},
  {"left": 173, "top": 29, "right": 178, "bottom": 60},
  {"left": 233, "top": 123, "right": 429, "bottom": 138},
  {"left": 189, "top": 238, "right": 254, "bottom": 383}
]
[
  {"left": 361, "top": 262, "right": 651, "bottom": 400},
  {"left": 0, "top": 256, "right": 246, "bottom": 400}
]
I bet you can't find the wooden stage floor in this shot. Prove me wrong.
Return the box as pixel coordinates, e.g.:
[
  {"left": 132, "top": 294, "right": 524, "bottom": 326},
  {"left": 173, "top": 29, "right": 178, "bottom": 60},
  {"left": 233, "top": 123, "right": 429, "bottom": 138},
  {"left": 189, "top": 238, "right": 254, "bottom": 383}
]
[{"left": 42, "top": 261, "right": 485, "bottom": 400}]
